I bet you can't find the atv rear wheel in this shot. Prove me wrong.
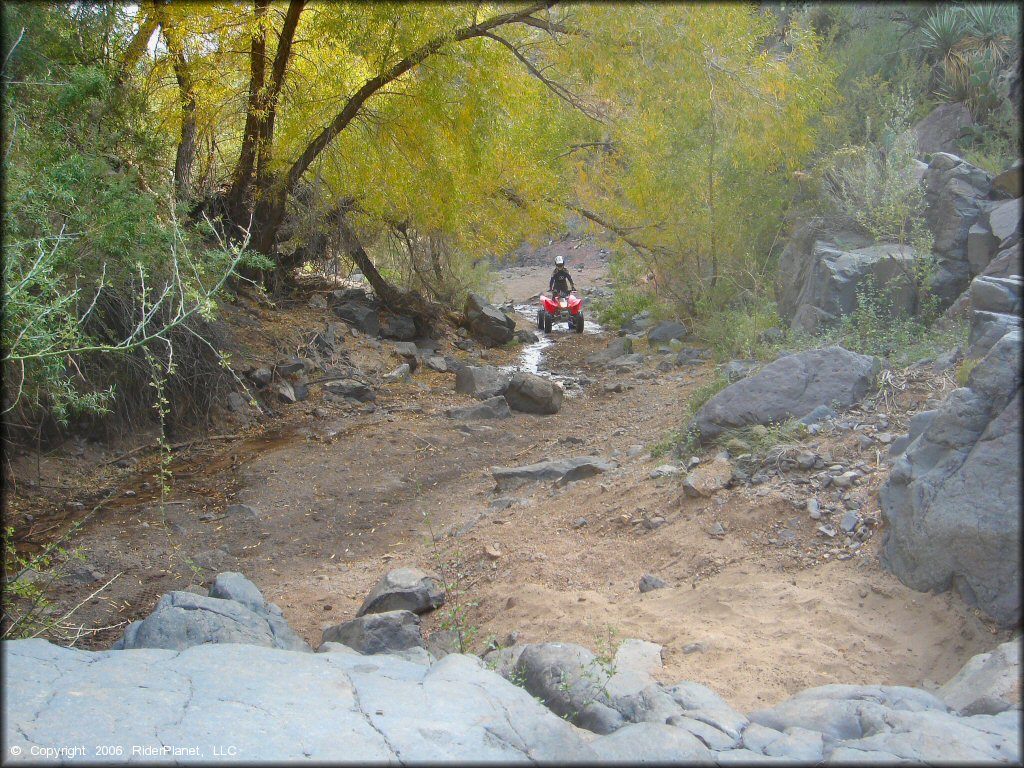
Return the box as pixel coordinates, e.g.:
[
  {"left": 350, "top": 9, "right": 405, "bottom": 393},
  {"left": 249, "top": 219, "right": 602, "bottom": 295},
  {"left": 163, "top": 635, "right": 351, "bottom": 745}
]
[{"left": 575, "top": 313, "right": 585, "bottom": 333}]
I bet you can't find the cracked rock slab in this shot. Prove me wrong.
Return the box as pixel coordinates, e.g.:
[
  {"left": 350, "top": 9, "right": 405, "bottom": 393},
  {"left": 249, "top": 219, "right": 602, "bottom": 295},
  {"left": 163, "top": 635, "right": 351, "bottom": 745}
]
[{"left": 3, "top": 640, "right": 597, "bottom": 763}]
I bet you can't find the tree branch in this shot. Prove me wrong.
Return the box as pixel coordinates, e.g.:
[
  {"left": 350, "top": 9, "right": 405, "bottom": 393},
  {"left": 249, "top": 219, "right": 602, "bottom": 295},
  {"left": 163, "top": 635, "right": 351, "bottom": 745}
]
[
  {"left": 481, "top": 31, "right": 603, "bottom": 122},
  {"left": 284, "top": 2, "right": 558, "bottom": 192}
]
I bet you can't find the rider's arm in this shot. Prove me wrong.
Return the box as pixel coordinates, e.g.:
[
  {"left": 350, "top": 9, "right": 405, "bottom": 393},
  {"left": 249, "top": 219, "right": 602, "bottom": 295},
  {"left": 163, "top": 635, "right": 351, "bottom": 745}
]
[
  {"left": 549, "top": 272, "right": 555, "bottom": 291},
  {"left": 568, "top": 273, "right": 576, "bottom": 290}
]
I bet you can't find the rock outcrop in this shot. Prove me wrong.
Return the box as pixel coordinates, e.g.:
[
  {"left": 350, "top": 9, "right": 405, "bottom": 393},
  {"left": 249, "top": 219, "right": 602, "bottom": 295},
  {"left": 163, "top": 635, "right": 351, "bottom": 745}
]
[
  {"left": 779, "top": 154, "right": 1016, "bottom": 330},
  {"left": 688, "top": 347, "right": 879, "bottom": 443},
  {"left": 6, "top": 568, "right": 1020, "bottom": 764},
  {"left": 880, "top": 329, "right": 1021, "bottom": 627},
  {"left": 4, "top": 640, "right": 597, "bottom": 762},
  {"left": 111, "top": 573, "right": 311, "bottom": 652}
]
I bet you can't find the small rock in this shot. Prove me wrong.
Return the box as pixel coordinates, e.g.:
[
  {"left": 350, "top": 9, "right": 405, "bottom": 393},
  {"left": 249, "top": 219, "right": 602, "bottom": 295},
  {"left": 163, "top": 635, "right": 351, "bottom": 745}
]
[
  {"left": 123, "top": 489, "right": 137, "bottom": 498},
  {"left": 817, "top": 524, "right": 837, "bottom": 538},
  {"left": 807, "top": 499, "right": 822, "bottom": 520},
  {"left": 626, "top": 445, "right": 646, "bottom": 458},
  {"left": 686, "top": 456, "right": 700, "bottom": 469},
  {"left": 484, "top": 544, "right": 502, "bottom": 560},
  {"left": 709, "top": 521, "right": 726, "bottom": 537},
  {"left": 796, "top": 451, "right": 817, "bottom": 470},
  {"left": 639, "top": 574, "right": 667, "bottom": 593},
  {"left": 683, "top": 642, "right": 707, "bottom": 654},
  {"left": 832, "top": 471, "right": 859, "bottom": 488},
  {"left": 839, "top": 510, "right": 859, "bottom": 533},
  {"left": 875, "top": 432, "right": 894, "bottom": 444},
  {"left": 572, "top": 517, "right": 588, "bottom": 529},
  {"left": 643, "top": 516, "right": 667, "bottom": 530},
  {"left": 650, "top": 464, "right": 680, "bottom": 479}
]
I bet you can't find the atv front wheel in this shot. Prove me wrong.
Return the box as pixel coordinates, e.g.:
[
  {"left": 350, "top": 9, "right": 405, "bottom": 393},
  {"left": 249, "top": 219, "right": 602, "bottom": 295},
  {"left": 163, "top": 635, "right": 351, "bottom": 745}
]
[
  {"left": 575, "top": 313, "right": 584, "bottom": 333},
  {"left": 543, "top": 313, "right": 553, "bottom": 334},
  {"left": 537, "top": 309, "right": 544, "bottom": 330}
]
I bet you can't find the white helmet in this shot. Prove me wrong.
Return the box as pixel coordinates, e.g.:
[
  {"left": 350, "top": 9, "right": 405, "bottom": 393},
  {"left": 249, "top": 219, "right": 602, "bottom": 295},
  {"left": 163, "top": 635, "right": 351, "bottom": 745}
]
[{"left": 555, "top": 255, "right": 564, "bottom": 266}]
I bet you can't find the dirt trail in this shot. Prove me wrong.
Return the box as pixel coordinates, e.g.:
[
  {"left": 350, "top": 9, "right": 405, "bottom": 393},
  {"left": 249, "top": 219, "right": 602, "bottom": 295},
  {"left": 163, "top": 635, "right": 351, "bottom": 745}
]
[{"left": 5, "top": 241, "right": 1012, "bottom": 712}]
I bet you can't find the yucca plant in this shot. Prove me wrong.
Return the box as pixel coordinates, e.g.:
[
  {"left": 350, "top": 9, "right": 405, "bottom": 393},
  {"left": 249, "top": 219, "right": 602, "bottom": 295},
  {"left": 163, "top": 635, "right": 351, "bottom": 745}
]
[
  {"left": 919, "top": 7, "right": 971, "bottom": 66},
  {"left": 961, "top": 3, "right": 1019, "bottom": 66}
]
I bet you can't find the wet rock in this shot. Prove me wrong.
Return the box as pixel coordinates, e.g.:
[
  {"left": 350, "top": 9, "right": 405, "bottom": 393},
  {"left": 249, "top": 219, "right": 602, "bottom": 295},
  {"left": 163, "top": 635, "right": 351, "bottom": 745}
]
[
  {"left": 639, "top": 574, "right": 667, "bottom": 593},
  {"left": 321, "top": 610, "right": 424, "bottom": 655},
  {"left": 357, "top": 568, "right": 444, "bottom": 618}
]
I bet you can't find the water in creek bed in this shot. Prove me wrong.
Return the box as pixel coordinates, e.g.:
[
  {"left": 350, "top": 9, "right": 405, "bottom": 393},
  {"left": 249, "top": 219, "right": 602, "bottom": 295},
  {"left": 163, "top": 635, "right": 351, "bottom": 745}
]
[{"left": 504, "top": 303, "right": 603, "bottom": 387}]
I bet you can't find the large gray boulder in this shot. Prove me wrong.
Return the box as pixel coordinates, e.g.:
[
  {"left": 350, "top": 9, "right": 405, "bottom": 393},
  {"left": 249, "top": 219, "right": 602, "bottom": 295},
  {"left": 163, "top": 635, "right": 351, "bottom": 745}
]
[
  {"left": 378, "top": 312, "right": 416, "bottom": 341},
  {"left": 3, "top": 640, "right": 599, "bottom": 762},
  {"left": 647, "top": 320, "right": 689, "bottom": 344},
  {"left": 492, "top": 456, "right": 616, "bottom": 492},
  {"left": 514, "top": 642, "right": 625, "bottom": 734},
  {"left": 880, "top": 329, "right": 1021, "bottom": 626},
  {"left": 454, "top": 365, "right": 511, "bottom": 400},
  {"left": 322, "top": 610, "right": 425, "bottom": 655},
  {"left": 912, "top": 102, "right": 973, "bottom": 155},
  {"left": 356, "top": 568, "right": 444, "bottom": 618},
  {"left": 937, "top": 641, "right": 1020, "bottom": 716},
  {"left": 993, "top": 159, "right": 1023, "bottom": 198},
  {"left": 504, "top": 372, "right": 563, "bottom": 415},
  {"left": 111, "top": 588, "right": 311, "bottom": 653},
  {"left": 333, "top": 300, "right": 380, "bottom": 336},
  {"left": 688, "top": 347, "right": 879, "bottom": 443},
  {"left": 464, "top": 293, "right": 515, "bottom": 347}
]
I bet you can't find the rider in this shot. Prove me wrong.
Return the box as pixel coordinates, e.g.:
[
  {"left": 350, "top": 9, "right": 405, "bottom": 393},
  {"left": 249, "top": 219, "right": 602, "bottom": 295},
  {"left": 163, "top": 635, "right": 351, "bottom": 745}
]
[{"left": 548, "top": 254, "right": 576, "bottom": 297}]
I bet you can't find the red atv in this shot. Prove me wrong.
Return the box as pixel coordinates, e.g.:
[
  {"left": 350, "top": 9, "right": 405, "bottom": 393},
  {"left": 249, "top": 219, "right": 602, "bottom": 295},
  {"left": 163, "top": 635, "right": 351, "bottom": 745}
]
[{"left": 537, "top": 290, "right": 584, "bottom": 334}]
